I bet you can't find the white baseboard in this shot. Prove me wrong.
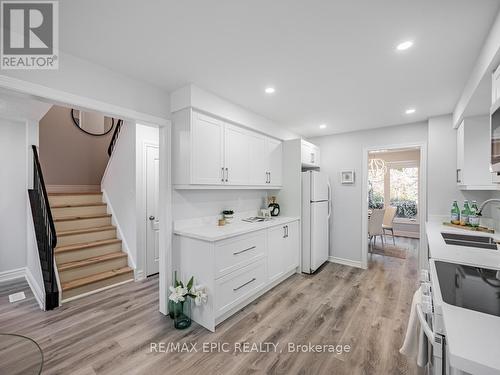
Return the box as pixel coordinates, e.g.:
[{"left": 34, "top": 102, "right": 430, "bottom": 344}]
[
  {"left": 328, "top": 256, "right": 364, "bottom": 269},
  {"left": 46, "top": 184, "right": 100, "bottom": 193},
  {"left": 0, "top": 267, "right": 45, "bottom": 310},
  {"left": 25, "top": 267, "right": 45, "bottom": 310},
  {"left": 0, "top": 267, "right": 25, "bottom": 282},
  {"left": 135, "top": 269, "right": 146, "bottom": 281}
]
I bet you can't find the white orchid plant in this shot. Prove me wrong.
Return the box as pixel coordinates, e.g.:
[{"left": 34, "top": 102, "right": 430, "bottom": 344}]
[{"left": 169, "top": 276, "right": 208, "bottom": 306}]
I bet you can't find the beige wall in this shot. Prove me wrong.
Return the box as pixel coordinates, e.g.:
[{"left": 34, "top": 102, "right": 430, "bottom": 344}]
[{"left": 39, "top": 105, "right": 113, "bottom": 186}]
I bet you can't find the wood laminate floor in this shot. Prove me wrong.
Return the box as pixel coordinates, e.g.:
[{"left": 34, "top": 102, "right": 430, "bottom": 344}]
[{"left": 0, "top": 237, "right": 421, "bottom": 375}]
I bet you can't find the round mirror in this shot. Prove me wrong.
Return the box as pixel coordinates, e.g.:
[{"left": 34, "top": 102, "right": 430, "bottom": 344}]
[{"left": 71, "top": 109, "right": 115, "bottom": 136}]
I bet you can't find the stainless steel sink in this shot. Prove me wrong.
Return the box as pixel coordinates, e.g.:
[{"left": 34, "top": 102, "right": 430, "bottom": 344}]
[{"left": 441, "top": 232, "right": 498, "bottom": 250}]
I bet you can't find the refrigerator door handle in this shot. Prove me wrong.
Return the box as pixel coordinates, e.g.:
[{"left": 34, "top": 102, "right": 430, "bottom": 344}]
[{"left": 327, "top": 182, "right": 332, "bottom": 219}]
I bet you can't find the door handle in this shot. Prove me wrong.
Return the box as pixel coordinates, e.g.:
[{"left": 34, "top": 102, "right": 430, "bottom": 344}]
[
  {"left": 221, "top": 167, "right": 224, "bottom": 182},
  {"left": 285, "top": 225, "right": 288, "bottom": 238},
  {"left": 268, "top": 172, "right": 271, "bottom": 184},
  {"left": 149, "top": 216, "right": 155, "bottom": 221},
  {"left": 456, "top": 169, "right": 461, "bottom": 183},
  {"left": 225, "top": 167, "right": 229, "bottom": 182}
]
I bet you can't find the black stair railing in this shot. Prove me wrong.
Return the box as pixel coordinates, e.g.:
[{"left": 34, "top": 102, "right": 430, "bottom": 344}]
[
  {"left": 107, "top": 119, "right": 123, "bottom": 156},
  {"left": 28, "top": 145, "right": 59, "bottom": 310}
]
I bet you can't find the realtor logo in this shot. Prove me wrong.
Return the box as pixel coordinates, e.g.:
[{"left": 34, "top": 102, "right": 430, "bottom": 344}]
[{"left": 1, "top": 1, "right": 58, "bottom": 69}]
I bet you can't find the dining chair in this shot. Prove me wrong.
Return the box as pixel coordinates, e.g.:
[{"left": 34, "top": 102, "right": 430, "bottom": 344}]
[
  {"left": 368, "top": 208, "right": 386, "bottom": 251},
  {"left": 382, "top": 206, "right": 398, "bottom": 245}
]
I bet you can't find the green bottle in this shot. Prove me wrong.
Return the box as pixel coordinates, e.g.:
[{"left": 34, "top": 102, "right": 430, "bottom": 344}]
[
  {"left": 451, "top": 200, "right": 460, "bottom": 225},
  {"left": 460, "top": 200, "right": 470, "bottom": 226},
  {"left": 469, "top": 201, "right": 480, "bottom": 228}
]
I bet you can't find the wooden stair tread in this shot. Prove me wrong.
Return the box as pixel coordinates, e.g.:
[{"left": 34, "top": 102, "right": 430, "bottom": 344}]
[
  {"left": 55, "top": 238, "right": 121, "bottom": 253},
  {"left": 58, "top": 252, "right": 127, "bottom": 271},
  {"left": 54, "top": 213, "right": 111, "bottom": 222},
  {"left": 57, "top": 225, "right": 115, "bottom": 237},
  {"left": 51, "top": 203, "right": 107, "bottom": 209},
  {"left": 48, "top": 192, "right": 102, "bottom": 196},
  {"left": 62, "top": 267, "right": 133, "bottom": 291}
]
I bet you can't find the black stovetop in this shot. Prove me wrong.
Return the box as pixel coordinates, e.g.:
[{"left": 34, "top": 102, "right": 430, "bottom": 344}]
[{"left": 435, "top": 261, "right": 500, "bottom": 317}]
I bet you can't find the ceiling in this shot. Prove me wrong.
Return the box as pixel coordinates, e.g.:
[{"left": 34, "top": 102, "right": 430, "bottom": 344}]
[{"left": 59, "top": 0, "right": 500, "bottom": 137}]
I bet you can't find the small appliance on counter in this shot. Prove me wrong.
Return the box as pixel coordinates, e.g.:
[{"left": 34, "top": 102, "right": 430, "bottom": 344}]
[
  {"left": 222, "top": 210, "right": 234, "bottom": 223},
  {"left": 268, "top": 196, "right": 280, "bottom": 216}
]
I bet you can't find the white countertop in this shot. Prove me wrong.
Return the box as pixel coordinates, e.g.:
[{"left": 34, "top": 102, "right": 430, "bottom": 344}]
[
  {"left": 426, "top": 221, "right": 500, "bottom": 375},
  {"left": 426, "top": 221, "right": 500, "bottom": 269},
  {"left": 174, "top": 216, "right": 300, "bottom": 242}
]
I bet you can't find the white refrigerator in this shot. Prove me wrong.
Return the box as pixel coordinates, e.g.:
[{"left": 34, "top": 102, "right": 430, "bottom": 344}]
[{"left": 301, "top": 170, "right": 331, "bottom": 274}]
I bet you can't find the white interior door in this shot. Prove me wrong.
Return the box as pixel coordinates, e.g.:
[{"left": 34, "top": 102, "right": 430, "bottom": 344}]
[
  {"left": 310, "top": 201, "right": 329, "bottom": 272},
  {"left": 146, "top": 145, "right": 160, "bottom": 276}
]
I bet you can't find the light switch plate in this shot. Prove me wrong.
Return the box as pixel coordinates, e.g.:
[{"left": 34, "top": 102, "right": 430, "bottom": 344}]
[{"left": 8, "top": 292, "right": 26, "bottom": 303}]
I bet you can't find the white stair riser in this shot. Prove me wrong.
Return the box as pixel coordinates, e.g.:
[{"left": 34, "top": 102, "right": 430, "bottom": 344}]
[
  {"left": 59, "top": 257, "right": 128, "bottom": 283},
  {"left": 62, "top": 272, "right": 133, "bottom": 300},
  {"left": 49, "top": 194, "right": 102, "bottom": 206},
  {"left": 52, "top": 205, "right": 107, "bottom": 218},
  {"left": 56, "top": 242, "right": 122, "bottom": 263},
  {"left": 55, "top": 216, "right": 111, "bottom": 232},
  {"left": 57, "top": 229, "right": 116, "bottom": 247}
]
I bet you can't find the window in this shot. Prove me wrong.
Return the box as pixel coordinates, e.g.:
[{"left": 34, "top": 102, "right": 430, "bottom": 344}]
[
  {"left": 389, "top": 167, "right": 418, "bottom": 219},
  {"left": 368, "top": 171, "right": 384, "bottom": 209}
]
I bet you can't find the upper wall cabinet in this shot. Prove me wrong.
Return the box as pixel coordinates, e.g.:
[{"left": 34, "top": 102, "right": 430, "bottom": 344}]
[
  {"left": 301, "top": 140, "right": 320, "bottom": 168},
  {"left": 456, "top": 116, "right": 498, "bottom": 190},
  {"left": 172, "top": 109, "right": 283, "bottom": 188}
]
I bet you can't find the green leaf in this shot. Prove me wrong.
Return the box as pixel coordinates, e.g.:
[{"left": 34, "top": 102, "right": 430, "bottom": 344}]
[{"left": 186, "top": 276, "right": 194, "bottom": 291}]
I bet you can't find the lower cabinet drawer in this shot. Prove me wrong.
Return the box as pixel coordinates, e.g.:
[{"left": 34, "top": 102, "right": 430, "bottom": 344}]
[
  {"left": 215, "top": 231, "right": 266, "bottom": 278},
  {"left": 215, "top": 258, "right": 267, "bottom": 317}
]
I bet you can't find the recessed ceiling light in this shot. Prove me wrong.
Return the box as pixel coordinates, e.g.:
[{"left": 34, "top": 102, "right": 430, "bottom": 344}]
[
  {"left": 396, "top": 40, "right": 413, "bottom": 51},
  {"left": 265, "top": 87, "right": 275, "bottom": 94},
  {"left": 319, "top": 124, "right": 327, "bottom": 129},
  {"left": 405, "top": 108, "right": 416, "bottom": 114}
]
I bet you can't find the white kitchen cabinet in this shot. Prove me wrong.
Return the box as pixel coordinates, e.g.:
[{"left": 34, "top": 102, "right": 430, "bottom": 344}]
[
  {"left": 456, "top": 116, "right": 497, "bottom": 189},
  {"left": 492, "top": 65, "right": 500, "bottom": 105},
  {"left": 172, "top": 108, "right": 283, "bottom": 188},
  {"left": 266, "top": 137, "right": 283, "bottom": 186},
  {"left": 191, "top": 112, "right": 225, "bottom": 185},
  {"left": 301, "top": 139, "right": 320, "bottom": 168},
  {"left": 224, "top": 123, "right": 251, "bottom": 185},
  {"left": 174, "top": 218, "right": 300, "bottom": 332},
  {"left": 267, "top": 220, "right": 300, "bottom": 283}
]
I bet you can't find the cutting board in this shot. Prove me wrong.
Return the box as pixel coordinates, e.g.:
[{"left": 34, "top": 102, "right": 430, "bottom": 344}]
[{"left": 442, "top": 222, "right": 495, "bottom": 234}]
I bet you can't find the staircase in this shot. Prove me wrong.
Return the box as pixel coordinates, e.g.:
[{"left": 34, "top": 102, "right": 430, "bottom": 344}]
[{"left": 49, "top": 192, "right": 134, "bottom": 301}]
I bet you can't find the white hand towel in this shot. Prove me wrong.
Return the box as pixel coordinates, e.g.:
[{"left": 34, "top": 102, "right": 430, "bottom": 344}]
[{"left": 400, "top": 287, "right": 429, "bottom": 367}]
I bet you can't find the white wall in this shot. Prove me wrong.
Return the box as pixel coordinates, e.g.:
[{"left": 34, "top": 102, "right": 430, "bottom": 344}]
[
  {"left": 0, "top": 52, "right": 170, "bottom": 121},
  {"left": 0, "top": 118, "right": 28, "bottom": 273},
  {"left": 102, "top": 121, "right": 137, "bottom": 269},
  {"left": 171, "top": 84, "right": 299, "bottom": 140},
  {"left": 427, "top": 114, "right": 492, "bottom": 219},
  {"left": 173, "top": 189, "right": 269, "bottom": 223},
  {"left": 310, "top": 122, "right": 428, "bottom": 265}
]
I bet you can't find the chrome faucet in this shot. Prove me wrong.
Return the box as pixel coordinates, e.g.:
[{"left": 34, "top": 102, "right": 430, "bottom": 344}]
[{"left": 477, "top": 199, "right": 500, "bottom": 216}]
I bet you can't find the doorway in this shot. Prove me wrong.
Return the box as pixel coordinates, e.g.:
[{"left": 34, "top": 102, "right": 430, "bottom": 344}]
[{"left": 361, "top": 143, "right": 427, "bottom": 270}]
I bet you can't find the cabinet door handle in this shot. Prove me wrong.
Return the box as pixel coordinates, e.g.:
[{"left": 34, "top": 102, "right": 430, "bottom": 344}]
[
  {"left": 233, "top": 278, "right": 256, "bottom": 291},
  {"left": 456, "top": 169, "right": 461, "bottom": 183},
  {"left": 225, "top": 167, "right": 229, "bottom": 182},
  {"left": 283, "top": 226, "right": 287, "bottom": 238},
  {"left": 233, "top": 246, "right": 256, "bottom": 255},
  {"left": 269, "top": 172, "right": 271, "bottom": 184},
  {"left": 285, "top": 225, "right": 289, "bottom": 238},
  {"left": 311, "top": 153, "right": 314, "bottom": 163},
  {"left": 221, "top": 167, "right": 224, "bottom": 182}
]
